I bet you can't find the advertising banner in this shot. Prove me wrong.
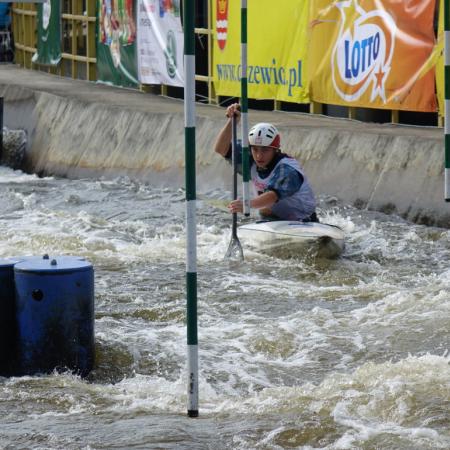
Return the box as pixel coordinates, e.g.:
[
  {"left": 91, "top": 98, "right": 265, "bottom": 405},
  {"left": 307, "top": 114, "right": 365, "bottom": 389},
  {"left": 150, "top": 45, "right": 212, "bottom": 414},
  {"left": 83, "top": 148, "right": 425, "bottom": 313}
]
[
  {"left": 137, "top": 0, "right": 184, "bottom": 86},
  {"left": 213, "top": 0, "right": 310, "bottom": 103},
  {"left": 32, "top": 0, "right": 61, "bottom": 66},
  {"left": 97, "top": 0, "right": 139, "bottom": 87},
  {"left": 309, "top": 0, "right": 437, "bottom": 112},
  {"left": 436, "top": 0, "right": 445, "bottom": 116}
]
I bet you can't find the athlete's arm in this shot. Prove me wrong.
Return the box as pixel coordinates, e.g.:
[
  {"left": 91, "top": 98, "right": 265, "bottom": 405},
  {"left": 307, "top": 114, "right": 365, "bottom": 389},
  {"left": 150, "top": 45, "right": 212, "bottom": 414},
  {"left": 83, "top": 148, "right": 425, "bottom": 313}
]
[
  {"left": 228, "top": 191, "right": 278, "bottom": 213},
  {"left": 213, "top": 103, "right": 241, "bottom": 156},
  {"left": 251, "top": 191, "right": 278, "bottom": 209}
]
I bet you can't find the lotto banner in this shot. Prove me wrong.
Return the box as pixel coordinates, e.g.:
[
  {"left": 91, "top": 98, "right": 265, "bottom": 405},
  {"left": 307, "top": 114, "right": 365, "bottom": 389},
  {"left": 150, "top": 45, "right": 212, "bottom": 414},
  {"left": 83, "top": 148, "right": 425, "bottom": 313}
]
[
  {"left": 213, "top": 0, "right": 310, "bottom": 103},
  {"left": 309, "top": 0, "right": 437, "bottom": 112},
  {"left": 137, "top": 0, "right": 184, "bottom": 86}
]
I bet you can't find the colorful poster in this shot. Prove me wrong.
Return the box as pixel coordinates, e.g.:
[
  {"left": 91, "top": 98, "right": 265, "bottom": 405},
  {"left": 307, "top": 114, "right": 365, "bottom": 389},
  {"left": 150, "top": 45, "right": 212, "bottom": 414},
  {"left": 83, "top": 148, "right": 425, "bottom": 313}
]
[
  {"left": 213, "top": 0, "right": 310, "bottom": 103},
  {"left": 97, "top": 0, "right": 139, "bottom": 87},
  {"left": 309, "top": 0, "right": 437, "bottom": 112},
  {"left": 137, "top": 0, "right": 184, "bottom": 86},
  {"left": 436, "top": 0, "right": 445, "bottom": 116},
  {"left": 32, "top": 0, "right": 61, "bottom": 66}
]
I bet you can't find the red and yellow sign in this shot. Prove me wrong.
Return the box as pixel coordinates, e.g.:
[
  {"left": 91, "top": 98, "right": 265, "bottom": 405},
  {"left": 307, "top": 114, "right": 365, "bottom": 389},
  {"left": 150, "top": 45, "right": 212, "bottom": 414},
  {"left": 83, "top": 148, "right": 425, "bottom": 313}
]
[
  {"left": 309, "top": 0, "right": 437, "bottom": 112},
  {"left": 216, "top": 0, "right": 229, "bottom": 51}
]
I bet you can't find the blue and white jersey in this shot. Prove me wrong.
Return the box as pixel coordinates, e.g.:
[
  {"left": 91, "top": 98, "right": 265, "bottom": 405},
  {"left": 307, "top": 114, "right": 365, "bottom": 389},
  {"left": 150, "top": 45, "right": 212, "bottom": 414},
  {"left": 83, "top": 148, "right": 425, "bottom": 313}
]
[
  {"left": 251, "top": 156, "right": 316, "bottom": 220},
  {"left": 224, "top": 142, "right": 316, "bottom": 221}
]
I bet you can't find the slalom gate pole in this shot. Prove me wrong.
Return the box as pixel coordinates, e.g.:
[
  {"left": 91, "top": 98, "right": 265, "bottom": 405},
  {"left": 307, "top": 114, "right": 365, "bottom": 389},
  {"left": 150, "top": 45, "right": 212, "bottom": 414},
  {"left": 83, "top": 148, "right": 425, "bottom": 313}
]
[
  {"left": 445, "top": 0, "right": 450, "bottom": 201},
  {"left": 241, "top": 0, "right": 250, "bottom": 216},
  {"left": 184, "top": 0, "right": 199, "bottom": 417}
]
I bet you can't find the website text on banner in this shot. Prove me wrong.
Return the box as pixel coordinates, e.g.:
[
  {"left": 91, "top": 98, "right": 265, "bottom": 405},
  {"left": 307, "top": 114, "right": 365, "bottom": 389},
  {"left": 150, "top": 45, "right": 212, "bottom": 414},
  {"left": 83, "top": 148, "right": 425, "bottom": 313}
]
[
  {"left": 213, "top": 0, "right": 310, "bottom": 103},
  {"left": 137, "top": 0, "right": 184, "bottom": 86},
  {"left": 309, "top": 0, "right": 437, "bottom": 112}
]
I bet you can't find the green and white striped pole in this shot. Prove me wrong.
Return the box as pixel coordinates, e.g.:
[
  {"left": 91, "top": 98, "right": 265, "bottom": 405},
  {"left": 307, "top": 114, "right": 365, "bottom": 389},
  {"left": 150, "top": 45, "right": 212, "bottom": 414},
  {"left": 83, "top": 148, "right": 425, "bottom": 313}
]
[
  {"left": 241, "top": 0, "right": 250, "bottom": 216},
  {"left": 184, "top": 0, "right": 199, "bottom": 417},
  {"left": 445, "top": 0, "right": 450, "bottom": 201}
]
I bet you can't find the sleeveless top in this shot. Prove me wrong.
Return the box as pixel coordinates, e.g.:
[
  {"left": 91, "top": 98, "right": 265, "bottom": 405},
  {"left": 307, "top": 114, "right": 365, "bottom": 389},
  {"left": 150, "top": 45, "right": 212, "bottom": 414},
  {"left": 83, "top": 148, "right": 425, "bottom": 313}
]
[{"left": 251, "top": 156, "right": 316, "bottom": 220}]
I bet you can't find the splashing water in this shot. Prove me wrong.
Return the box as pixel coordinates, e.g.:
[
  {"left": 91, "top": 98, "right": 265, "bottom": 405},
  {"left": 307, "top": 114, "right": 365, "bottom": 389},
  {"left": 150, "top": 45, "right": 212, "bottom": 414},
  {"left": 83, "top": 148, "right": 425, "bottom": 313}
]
[{"left": 0, "top": 166, "right": 449, "bottom": 449}]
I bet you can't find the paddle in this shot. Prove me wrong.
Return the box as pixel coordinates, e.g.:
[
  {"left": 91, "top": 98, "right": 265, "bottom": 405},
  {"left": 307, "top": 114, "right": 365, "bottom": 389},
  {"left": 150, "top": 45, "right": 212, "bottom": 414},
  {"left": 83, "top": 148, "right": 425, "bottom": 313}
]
[{"left": 225, "top": 113, "right": 244, "bottom": 261}]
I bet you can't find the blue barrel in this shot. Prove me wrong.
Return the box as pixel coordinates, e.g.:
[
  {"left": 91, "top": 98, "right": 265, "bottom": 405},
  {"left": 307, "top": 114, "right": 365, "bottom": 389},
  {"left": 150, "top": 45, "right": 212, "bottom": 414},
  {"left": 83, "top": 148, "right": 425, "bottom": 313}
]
[
  {"left": 0, "top": 258, "right": 22, "bottom": 375},
  {"left": 14, "top": 256, "right": 94, "bottom": 377}
]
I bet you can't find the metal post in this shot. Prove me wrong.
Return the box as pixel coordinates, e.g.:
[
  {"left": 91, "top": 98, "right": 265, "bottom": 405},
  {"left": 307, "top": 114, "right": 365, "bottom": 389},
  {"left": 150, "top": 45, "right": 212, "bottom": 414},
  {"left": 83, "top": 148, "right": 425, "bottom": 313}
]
[
  {"left": 241, "top": 0, "right": 250, "bottom": 216},
  {"left": 207, "top": 0, "right": 214, "bottom": 104},
  {"left": 87, "top": 0, "right": 96, "bottom": 81},
  {"left": 445, "top": 0, "right": 450, "bottom": 201},
  {"left": 71, "top": 0, "right": 77, "bottom": 79},
  {"left": 184, "top": 0, "right": 199, "bottom": 417}
]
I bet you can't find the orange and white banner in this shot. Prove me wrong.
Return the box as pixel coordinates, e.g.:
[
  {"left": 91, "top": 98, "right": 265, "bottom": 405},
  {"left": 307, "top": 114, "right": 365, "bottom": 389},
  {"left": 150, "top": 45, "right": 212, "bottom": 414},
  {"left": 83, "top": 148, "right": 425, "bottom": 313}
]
[{"left": 309, "top": 0, "right": 437, "bottom": 112}]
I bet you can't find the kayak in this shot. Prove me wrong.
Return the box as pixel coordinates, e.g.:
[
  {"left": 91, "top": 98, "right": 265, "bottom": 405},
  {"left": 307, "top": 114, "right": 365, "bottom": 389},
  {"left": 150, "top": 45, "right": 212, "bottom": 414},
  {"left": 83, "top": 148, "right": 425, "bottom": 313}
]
[{"left": 238, "top": 220, "right": 345, "bottom": 258}]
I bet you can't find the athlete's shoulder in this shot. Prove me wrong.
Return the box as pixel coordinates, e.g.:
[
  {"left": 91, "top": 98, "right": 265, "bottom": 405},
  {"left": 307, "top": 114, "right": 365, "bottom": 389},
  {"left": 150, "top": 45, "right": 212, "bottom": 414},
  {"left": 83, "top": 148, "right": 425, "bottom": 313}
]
[{"left": 277, "top": 154, "right": 300, "bottom": 166}]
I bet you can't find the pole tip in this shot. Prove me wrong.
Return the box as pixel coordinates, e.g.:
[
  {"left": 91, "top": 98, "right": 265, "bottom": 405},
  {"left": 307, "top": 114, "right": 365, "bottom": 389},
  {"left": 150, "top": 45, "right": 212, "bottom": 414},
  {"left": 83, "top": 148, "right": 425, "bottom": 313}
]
[{"left": 188, "top": 410, "right": 199, "bottom": 418}]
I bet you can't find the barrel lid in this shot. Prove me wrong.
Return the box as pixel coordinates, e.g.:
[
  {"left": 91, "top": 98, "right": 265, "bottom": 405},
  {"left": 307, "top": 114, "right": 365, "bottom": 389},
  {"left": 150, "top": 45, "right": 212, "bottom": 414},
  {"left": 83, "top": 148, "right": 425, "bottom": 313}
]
[
  {"left": 0, "top": 257, "right": 23, "bottom": 268},
  {"left": 14, "top": 256, "right": 92, "bottom": 273}
]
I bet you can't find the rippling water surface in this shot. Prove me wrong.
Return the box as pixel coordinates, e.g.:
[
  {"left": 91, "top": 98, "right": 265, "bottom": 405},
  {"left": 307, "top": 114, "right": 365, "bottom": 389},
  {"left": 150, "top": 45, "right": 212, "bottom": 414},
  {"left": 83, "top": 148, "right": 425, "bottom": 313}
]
[{"left": 0, "top": 166, "right": 449, "bottom": 450}]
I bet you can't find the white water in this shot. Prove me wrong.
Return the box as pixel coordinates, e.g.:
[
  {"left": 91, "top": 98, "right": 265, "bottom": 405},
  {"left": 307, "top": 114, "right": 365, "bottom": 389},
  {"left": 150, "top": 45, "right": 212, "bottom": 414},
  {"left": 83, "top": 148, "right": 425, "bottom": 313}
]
[{"left": 0, "top": 166, "right": 449, "bottom": 450}]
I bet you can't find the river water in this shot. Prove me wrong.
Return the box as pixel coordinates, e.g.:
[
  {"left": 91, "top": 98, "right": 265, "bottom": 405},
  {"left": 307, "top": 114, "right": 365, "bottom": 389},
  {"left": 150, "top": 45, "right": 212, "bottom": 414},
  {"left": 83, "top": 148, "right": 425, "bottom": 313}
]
[{"left": 0, "top": 166, "right": 449, "bottom": 450}]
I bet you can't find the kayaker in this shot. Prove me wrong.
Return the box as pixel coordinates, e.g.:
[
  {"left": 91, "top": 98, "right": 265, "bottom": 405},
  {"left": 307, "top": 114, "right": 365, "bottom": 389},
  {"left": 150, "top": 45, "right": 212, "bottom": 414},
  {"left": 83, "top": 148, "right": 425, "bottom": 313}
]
[{"left": 214, "top": 103, "right": 318, "bottom": 222}]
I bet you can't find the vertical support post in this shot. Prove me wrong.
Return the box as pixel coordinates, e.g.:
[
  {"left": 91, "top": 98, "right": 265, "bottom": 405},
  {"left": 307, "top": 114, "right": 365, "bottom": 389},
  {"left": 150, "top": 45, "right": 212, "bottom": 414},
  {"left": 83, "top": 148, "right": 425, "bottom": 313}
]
[
  {"left": 28, "top": 3, "right": 33, "bottom": 68},
  {"left": 18, "top": 5, "right": 23, "bottom": 66},
  {"left": 87, "top": 0, "right": 97, "bottom": 81},
  {"left": 310, "top": 101, "right": 323, "bottom": 115},
  {"left": 76, "top": 0, "right": 83, "bottom": 78},
  {"left": 207, "top": 0, "right": 214, "bottom": 104},
  {"left": 348, "top": 107, "right": 357, "bottom": 120},
  {"left": 59, "top": 3, "right": 65, "bottom": 78},
  {"left": 445, "top": 0, "right": 450, "bottom": 201},
  {"left": 22, "top": 5, "right": 28, "bottom": 67},
  {"left": 241, "top": 0, "right": 250, "bottom": 216},
  {"left": 184, "top": 0, "right": 199, "bottom": 418},
  {"left": 71, "top": 0, "right": 78, "bottom": 79},
  {"left": 391, "top": 110, "right": 399, "bottom": 124}
]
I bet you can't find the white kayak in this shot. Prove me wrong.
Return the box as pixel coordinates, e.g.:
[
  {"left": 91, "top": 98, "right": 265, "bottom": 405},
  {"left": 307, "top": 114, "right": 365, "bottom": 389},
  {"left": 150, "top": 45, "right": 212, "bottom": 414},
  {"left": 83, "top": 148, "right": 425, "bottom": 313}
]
[{"left": 238, "top": 220, "right": 345, "bottom": 258}]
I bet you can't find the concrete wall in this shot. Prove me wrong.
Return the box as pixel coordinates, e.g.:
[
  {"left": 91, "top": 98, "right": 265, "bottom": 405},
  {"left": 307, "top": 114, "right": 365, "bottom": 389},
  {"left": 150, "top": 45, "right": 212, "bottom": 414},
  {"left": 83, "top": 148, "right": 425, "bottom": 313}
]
[{"left": 1, "top": 67, "right": 448, "bottom": 227}]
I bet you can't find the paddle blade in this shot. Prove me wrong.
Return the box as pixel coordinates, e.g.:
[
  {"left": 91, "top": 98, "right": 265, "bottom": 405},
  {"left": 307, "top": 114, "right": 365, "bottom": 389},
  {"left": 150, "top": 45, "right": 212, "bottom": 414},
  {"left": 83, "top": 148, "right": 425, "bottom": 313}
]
[{"left": 224, "top": 235, "right": 244, "bottom": 261}]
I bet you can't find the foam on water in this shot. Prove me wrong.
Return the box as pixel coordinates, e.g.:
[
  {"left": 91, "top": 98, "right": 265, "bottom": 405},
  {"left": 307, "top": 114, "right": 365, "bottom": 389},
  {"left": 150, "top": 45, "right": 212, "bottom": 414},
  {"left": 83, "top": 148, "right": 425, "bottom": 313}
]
[
  {"left": 0, "top": 166, "right": 51, "bottom": 183},
  {"left": 6, "top": 354, "right": 447, "bottom": 449},
  {"left": 0, "top": 168, "right": 449, "bottom": 449}
]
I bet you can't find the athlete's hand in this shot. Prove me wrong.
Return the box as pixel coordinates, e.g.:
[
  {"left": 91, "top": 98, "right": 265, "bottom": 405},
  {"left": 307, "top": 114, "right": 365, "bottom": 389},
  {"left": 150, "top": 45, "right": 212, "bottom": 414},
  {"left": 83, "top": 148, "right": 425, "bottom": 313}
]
[
  {"left": 259, "top": 207, "right": 273, "bottom": 217},
  {"left": 226, "top": 103, "right": 241, "bottom": 120},
  {"left": 228, "top": 199, "right": 243, "bottom": 214}
]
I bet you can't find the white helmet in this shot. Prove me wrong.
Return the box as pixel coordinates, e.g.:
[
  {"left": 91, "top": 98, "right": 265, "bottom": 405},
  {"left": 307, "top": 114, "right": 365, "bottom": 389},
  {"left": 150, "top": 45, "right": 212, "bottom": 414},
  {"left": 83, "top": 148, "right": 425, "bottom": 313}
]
[{"left": 248, "top": 123, "right": 281, "bottom": 149}]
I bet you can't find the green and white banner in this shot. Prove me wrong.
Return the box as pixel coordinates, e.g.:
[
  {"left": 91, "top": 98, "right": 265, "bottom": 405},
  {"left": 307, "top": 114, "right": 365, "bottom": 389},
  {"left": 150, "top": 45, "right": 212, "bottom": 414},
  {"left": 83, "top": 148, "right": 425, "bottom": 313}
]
[
  {"left": 32, "top": 0, "right": 61, "bottom": 66},
  {"left": 137, "top": 0, "right": 184, "bottom": 86},
  {"left": 97, "top": 0, "right": 139, "bottom": 87}
]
